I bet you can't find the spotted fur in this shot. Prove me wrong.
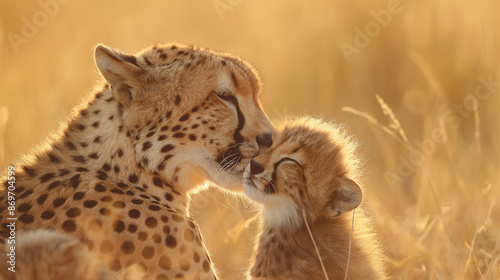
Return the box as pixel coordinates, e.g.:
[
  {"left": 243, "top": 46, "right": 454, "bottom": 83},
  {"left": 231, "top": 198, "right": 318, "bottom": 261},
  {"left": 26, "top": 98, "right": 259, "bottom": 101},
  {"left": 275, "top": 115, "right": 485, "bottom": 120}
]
[
  {"left": 0, "top": 229, "right": 111, "bottom": 280},
  {"left": 0, "top": 43, "right": 273, "bottom": 280},
  {"left": 244, "top": 117, "right": 386, "bottom": 280}
]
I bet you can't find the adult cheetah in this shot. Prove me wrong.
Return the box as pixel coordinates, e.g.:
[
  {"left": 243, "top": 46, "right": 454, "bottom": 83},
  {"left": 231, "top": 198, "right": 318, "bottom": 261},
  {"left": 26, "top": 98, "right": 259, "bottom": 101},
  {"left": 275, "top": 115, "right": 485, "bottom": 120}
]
[{"left": 0, "top": 43, "right": 273, "bottom": 279}]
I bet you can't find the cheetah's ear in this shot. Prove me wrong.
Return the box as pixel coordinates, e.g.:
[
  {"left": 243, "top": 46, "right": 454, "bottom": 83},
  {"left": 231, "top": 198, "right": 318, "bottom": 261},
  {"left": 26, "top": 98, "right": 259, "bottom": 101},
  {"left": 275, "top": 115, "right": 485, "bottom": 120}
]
[
  {"left": 95, "top": 44, "right": 143, "bottom": 107},
  {"left": 326, "top": 177, "right": 362, "bottom": 218}
]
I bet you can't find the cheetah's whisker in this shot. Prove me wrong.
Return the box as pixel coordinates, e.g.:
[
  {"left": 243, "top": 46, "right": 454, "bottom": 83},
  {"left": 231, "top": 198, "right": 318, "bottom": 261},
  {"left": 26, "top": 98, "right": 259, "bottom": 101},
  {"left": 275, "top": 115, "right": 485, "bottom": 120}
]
[{"left": 302, "top": 209, "right": 329, "bottom": 280}]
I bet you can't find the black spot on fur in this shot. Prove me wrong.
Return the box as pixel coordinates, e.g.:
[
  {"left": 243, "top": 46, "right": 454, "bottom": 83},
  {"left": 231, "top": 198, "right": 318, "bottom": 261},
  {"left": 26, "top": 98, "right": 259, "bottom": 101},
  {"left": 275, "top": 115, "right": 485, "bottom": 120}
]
[
  {"left": 95, "top": 184, "right": 106, "bottom": 192},
  {"left": 165, "top": 235, "right": 177, "bottom": 248},
  {"left": 18, "top": 203, "right": 31, "bottom": 213},
  {"left": 59, "top": 169, "right": 70, "bottom": 176},
  {"left": 75, "top": 123, "right": 86, "bottom": 131},
  {"left": 83, "top": 200, "right": 98, "bottom": 208},
  {"left": 62, "top": 220, "right": 77, "bottom": 232},
  {"left": 142, "top": 142, "right": 152, "bottom": 151},
  {"left": 53, "top": 197, "right": 67, "bottom": 208},
  {"left": 73, "top": 192, "right": 85, "bottom": 200},
  {"left": 73, "top": 156, "right": 84, "bottom": 163},
  {"left": 48, "top": 181, "right": 60, "bottom": 190},
  {"left": 113, "top": 219, "right": 127, "bottom": 235},
  {"left": 111, "top": 188, "right": 125, "bottom": 195},
  {"left": 40, "top": 173, "right": 55, "bottom": 183},
  {"left": 128, "top": 209, "right": 140, "bottom": 219},
  {"left": 129, "top": 174, "right": 139, "bottom": 183},
  {"left": 41, "top": 211, "right": 55, "bottom": 220},
  {"left": 48, "top": 153, "right": 60, "bottom": 163},
  {"left": 161, "top": 144, "right": 174, "bottom": 153},
  {"left": 153, "top": 177, "right": 163, "bottom": 187},
  {"left": 66, "top": 208, "right": 81, "bottom": 218},
  {"left": 165, "top": 193, "right": 173, "bottom": 201},
  {"left": 65, "top": 141, "right": 76, "bottom": 150},
  {"left": 70, "top": 174, "right": 81, "bottom": 188},
  {"left": 97, "top": 171, "right": 108, "bottom": 180},
  {"left": 22, "top": 166, "right": 36, "bottom": 177},
  {"left": 102, "top": 164, "right": 111, "bottom": 172},
  {"left": 37, "top": 194, "right": 48, "bottom": 205}
]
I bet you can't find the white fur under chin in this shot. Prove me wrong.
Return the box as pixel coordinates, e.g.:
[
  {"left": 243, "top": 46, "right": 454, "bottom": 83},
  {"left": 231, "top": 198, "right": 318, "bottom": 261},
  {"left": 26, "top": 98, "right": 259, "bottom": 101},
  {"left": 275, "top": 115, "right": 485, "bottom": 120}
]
[
  {"left": 244, "top": 182, "right": 302, "bottom": 229},
  {"left": 262, "top": 200, "right": 302, "bottom": 230}
]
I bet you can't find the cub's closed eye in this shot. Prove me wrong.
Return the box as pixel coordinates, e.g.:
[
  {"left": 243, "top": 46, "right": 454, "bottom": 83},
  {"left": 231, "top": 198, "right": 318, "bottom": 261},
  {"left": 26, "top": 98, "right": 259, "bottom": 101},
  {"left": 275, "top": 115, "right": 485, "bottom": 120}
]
[{"left": 278, "top": 157, "right": 302, "bottom": 167}]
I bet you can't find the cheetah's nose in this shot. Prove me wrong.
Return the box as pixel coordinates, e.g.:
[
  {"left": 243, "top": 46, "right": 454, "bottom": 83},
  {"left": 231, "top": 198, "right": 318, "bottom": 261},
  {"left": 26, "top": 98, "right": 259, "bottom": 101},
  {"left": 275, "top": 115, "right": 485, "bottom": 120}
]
[
  {"left": 256, "top": 133, "right": 273, "bottom": 149},
  {"left": 250, "top": 160, "right": 264, "bottom": 175}
]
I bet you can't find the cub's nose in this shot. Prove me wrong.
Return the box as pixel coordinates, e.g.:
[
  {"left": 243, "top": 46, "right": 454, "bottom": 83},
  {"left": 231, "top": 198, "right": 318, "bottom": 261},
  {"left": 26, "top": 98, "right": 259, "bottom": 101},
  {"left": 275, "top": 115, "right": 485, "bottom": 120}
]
[
  {"left": 249, "top": 160, "right": 265, "bottom": 175},
  {"left": 256, "top": 132, "right": 273, "bottom": 149}
]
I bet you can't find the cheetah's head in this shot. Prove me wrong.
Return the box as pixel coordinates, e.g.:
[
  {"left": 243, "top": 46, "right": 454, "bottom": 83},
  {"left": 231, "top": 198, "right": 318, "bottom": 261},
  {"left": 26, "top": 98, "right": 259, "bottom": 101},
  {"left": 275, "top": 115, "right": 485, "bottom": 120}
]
[{"left": 95, "top": 43, "right": 273, "bottom": 193}]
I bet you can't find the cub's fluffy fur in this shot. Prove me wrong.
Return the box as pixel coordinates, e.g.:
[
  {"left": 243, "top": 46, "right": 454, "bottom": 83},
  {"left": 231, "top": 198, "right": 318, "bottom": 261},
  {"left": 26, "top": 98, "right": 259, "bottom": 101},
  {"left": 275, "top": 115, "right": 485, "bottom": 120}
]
[{"left": 244, "top": 117, "right": 386, "bottom": 280}]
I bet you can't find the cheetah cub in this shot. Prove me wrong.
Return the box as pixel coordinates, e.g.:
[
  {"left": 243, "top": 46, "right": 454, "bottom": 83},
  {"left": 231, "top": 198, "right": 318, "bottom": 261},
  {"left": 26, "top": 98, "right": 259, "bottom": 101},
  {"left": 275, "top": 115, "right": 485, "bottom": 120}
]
[{"left": 244, "top": 117, "right": 386, "bottom": 280}]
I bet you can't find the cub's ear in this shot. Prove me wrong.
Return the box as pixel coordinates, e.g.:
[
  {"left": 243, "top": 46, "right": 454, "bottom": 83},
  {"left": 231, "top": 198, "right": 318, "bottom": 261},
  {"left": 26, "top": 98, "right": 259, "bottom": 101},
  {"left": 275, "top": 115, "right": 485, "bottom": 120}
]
[
  {"left": 95, "top": 44, "right": 143, "bottom": 107},
  {"left": 326, "top": 177, "right": 362, "bottom": 217}
]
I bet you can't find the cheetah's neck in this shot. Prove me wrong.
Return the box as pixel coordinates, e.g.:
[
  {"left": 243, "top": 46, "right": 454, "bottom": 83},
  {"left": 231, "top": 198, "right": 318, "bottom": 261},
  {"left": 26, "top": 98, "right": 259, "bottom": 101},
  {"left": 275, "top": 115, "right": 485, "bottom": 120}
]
[{"left": 11, "top": 87, "right": 142, "bottom": 193}]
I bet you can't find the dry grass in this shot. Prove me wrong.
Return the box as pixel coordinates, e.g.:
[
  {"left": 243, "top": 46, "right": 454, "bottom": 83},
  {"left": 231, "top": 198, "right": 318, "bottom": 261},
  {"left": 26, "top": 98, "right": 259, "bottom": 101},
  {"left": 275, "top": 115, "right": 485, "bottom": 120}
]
[{"left": 1, "top": 0, "right": 499, "bottom": 279}]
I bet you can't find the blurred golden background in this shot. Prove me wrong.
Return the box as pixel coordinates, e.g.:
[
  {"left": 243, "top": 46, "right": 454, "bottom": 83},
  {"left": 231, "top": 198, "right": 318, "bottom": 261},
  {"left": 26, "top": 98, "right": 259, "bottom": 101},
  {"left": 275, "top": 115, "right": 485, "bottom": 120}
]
[{"left": 0, "top": 0, "right": 499, "bottom": 279}]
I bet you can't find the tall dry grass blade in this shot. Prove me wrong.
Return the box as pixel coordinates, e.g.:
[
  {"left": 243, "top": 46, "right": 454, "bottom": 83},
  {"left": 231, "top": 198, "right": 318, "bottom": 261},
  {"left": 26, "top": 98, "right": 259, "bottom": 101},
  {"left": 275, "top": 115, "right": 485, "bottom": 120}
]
[
  {"left": 484, "top": 228, "right": 500, "bottom": 280},
  {"left": 461, "top": 196, "right": 494, "bottom": 279},
  {"left": 346, "top": 99, "right": 460, "bottom": 267},
  {"left": 472, "top": 99, "right": 482, "bottom": 153},
  {"left": 341, "top": 107, "right": 410, "bottom": 150},
  {"left": 375, "top": 94, "right": 409, "bottom": 143},
  {"left": 436, "top": 117, "right": 468, "bottom": 192},
  {"left": 302, "top": 209, "right": 329, "bottom": 280},
  {"left": 423, "top": 169, "right": 460, "bottom": 262},
  {"left": 344, "top": 208, "right": 355, "bottom": 280},
  {"left": 407, "top": 49, "right": 447, "bottom": 98}
]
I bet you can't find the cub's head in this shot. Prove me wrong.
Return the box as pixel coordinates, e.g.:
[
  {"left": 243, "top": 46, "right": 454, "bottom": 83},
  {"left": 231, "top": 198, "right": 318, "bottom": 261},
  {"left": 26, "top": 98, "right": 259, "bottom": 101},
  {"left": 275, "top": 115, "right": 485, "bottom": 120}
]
[
  {"left": 243, "top": 117, "right": 362, "bottom": 228},
  {"left": 95, "top": 43, "right": 273, "bottom": 193}
]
